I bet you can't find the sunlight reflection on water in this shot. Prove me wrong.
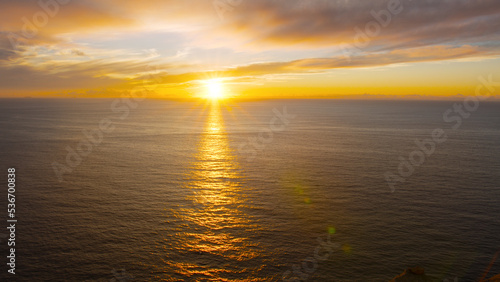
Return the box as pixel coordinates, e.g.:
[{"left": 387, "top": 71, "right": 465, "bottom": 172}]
[{"left": 162, "top": 102, "right": 266, "bottom": 281}]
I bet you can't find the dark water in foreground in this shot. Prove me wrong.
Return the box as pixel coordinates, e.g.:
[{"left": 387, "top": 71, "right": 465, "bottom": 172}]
[{"left": 0, "top": 99, "right": 499, "bottom": 281}]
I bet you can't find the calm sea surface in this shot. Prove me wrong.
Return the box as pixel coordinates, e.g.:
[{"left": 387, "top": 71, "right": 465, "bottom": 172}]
[{"left": 0, "top": 99, "right": 499, "bottom": 281}]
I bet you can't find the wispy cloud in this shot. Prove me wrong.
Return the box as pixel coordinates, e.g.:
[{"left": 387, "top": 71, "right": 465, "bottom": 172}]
[{"left": 1, "top": 0, "right": 499, "bottom": 97}]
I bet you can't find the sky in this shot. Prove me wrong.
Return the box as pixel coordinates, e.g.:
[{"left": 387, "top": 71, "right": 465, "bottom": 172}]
[{"left": 0, "top": 0, "right": 499, "bottom": 99}]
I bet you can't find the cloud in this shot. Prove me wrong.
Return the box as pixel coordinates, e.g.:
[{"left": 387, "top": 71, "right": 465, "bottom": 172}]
[
  {"left": 139, "top": 44, "right": 498, "bottom": 87},
  {"left": 0, "top": 48, "right": 185, "bottom": 93},
  {"left": 3, "top": 0, "right": 499, "bottom": 53},
  {"left": 0, "top": 0, "right": 135, "bottom": 50},
  {"left": 216, "top": 0, "right": 500, "bottom": 51},
  {"left": 0, "top": 46, "right": 17, "bottom": 61},
  {"left": 1, "top": 0, "right": 500, "bottom": 97},
  {"left": 70, "top": 49, "right": 86, "bottom": 56}
]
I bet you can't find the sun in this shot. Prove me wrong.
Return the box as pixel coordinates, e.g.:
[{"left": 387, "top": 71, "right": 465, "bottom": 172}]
[{"left": 204, "top": 79, "right": 225, "bottom": 100}]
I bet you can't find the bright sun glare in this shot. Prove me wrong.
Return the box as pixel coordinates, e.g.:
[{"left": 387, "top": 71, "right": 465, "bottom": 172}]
[{"left": 205, "top": 79, "right": 224, "bottom": 100}]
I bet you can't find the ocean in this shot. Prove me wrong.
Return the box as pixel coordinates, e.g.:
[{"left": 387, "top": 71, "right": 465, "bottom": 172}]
[{"left": 0, "top": 98, "right": 499, "bottom": 281}]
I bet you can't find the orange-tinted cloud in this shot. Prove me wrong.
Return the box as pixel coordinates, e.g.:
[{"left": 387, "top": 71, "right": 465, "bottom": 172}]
[
  {"left": 1, "top": 0, "right": 500, "bottom": 97},
  {"left": 216, "top": 0, "right": 500, "bottom": 50},
  {"left": 139, "top": 44, "right": 497, "bottom": 85}
]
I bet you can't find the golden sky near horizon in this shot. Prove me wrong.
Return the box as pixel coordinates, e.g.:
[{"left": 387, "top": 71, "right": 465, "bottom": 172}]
[{"left": 0, "top": 0, "right": 499, "bottom": 99}]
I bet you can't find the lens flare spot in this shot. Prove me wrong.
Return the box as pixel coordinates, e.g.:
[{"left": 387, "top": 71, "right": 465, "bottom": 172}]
[
  {"left": 328, "top": 227, "right": 336, "bottom": 235},
  {"left": 342, "top": 244, "right": 352, "bottom": 255}
]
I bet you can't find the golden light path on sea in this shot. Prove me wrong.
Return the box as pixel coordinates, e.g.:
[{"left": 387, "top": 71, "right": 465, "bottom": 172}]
[{"left": 161, "top": 101, "right": 265, "bottom": 280}]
